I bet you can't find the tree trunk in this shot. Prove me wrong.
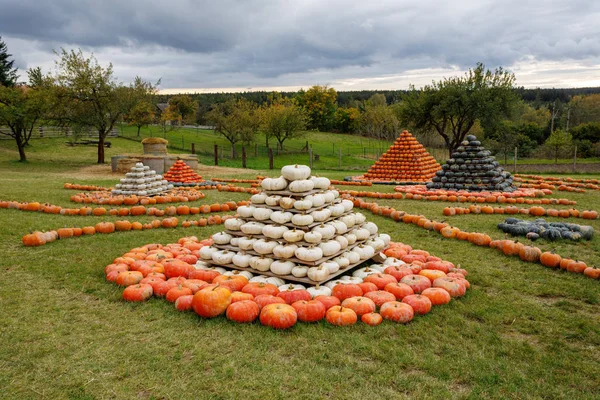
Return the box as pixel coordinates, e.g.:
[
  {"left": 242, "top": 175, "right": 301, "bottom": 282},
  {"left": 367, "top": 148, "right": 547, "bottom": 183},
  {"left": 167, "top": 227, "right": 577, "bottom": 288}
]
[
  {"left": 98, "top": 135, "right": 105, "bottom": 164},
  {"left": 137, "top": 126, "right": 141, "bottom": 136},
  {"left": 231, "top": 143, "right": 237, "bottom": 159},
  {"left": 265, "top": 135, "right": 269, "bottom": 148},
  {"left": 16, "top": 132, "right": 27, "bottom": 162}
]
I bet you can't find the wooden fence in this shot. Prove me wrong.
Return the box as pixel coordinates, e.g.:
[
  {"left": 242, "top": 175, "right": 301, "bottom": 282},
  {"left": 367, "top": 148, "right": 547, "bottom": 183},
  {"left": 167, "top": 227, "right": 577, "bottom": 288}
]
[{"left": 0, "top": 126, "right": 119, "bottom": 140}]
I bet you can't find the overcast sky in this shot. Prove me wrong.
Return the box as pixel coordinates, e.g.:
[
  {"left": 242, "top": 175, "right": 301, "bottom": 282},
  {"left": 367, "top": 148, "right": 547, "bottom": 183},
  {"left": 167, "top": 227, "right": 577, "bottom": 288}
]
[{"left": 2, "top": 0, "right": 599, "bottom": 93}]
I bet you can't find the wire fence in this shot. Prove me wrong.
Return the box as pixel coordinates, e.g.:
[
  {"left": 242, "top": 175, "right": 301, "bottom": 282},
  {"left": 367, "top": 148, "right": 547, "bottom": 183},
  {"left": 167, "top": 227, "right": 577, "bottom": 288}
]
[{"left": 0, "top": 126, "right": 119, "bottom": 140}]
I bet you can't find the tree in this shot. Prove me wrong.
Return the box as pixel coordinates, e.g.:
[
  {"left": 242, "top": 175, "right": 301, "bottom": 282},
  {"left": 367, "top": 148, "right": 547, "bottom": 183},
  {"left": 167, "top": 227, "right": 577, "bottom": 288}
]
[
  {"left": 545, "top": 129, "right": 572, "bottom": 163},
  {"left": 569, "top": 94, "right": 600, "bottom": 127},
  {"left": 367, "top": 93, "right": 387, "bottom": 107},
  {"left": 295, "top": 85, "right": 338, "bottom": 131},
  {"left": 168, "top": 95, "right": 198, "bottom": 125},
  {"left": 334, "top": 107, "right": 360, "bottom": 133},
  {"left": 359, "top": 105, "right": 400, "bottom": 142},
  {"left": 53, "top": 49, "right": 135, "bottom": 163},
  {"left": 206, "top": 98, "right": 260, "bottom": 158},
  {"left": 0, "top": 36, "right": 18, "bottom": 87},
  {"left": 261, "top": 100, "right": 308, "bottom": 149},
  {"left": 397, "top": 63, "right": 518, "bottom": 157},
  {"left": 0, "top": 70, "right": 51, "bottom": 161},
  {"left": 127, "top": 101, "right": 155, "bottom": 136}
]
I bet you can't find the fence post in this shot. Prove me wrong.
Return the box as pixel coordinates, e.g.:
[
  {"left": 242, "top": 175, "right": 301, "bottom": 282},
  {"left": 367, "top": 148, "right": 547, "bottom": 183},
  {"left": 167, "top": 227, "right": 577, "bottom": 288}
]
[
  {"left": 268, "top": 148, "right": 274, "bottom": 170},
  {"left": 309, "top": 148, "right": 313, "bottom": 169},
  {"left": 242, "top": 146, "right": 247, "bottom": 168},
  {"left": 573, "top": 145, "right": 577, "bottom": 173},
  {"left": 214, "top": 145, "right": 218, "bottom": 166},
  {"left": 338, "top": 148, "right": 342, "bottom": 169},
  {"left": 514, "top": 147, "right": 517, "bottom": 174},
  {"left": 255, "top": 143, "right": 258, "bottom": 157},
  {"left": 191, "top": 143, "right": 195, "bottom": 154},
  {"left": 39, "top": 126, "right": 43, "bottom": 138},
  {"left": 182, "top": 136, "right": 184, "bottom": 149}
]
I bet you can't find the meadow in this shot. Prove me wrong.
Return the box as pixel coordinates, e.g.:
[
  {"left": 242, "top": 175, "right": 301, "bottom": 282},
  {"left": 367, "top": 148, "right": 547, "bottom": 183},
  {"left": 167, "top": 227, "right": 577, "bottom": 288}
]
[{"left": 0, "top": 136, "right": 599, "bottom": 399}]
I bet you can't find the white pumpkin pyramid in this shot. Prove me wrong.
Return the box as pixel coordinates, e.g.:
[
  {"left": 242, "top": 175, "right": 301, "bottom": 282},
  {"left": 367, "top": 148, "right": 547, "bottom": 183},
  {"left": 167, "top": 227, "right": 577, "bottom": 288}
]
[
  {"left": 112, "top": 162, "right": 173, "bottom": 196},
  {"left": 198, "top": 164, "right": 391, "bottom": 285}
]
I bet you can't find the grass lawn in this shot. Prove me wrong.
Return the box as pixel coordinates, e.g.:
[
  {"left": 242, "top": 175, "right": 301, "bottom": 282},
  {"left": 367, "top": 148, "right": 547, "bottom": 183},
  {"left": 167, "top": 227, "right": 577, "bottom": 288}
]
[{"left": 1, "top": 138, "right": 599, "bottom": 399}]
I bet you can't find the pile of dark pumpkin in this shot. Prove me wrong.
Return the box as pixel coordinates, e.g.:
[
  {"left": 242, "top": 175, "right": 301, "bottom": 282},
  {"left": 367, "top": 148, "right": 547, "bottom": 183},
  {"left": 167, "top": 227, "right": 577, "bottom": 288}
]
[
  {"left": 498, "top": 218, "right": 594, "bottom": 241},
  {"left": 428, "top": 134, "right": 516, "bottom": 192}
]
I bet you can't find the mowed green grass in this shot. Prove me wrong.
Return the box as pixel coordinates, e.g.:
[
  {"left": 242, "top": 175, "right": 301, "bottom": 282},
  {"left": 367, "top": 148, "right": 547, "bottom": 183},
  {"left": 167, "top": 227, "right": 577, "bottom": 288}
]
[{"left": 0, "top": 138, "right": 599, "bottom": 399}]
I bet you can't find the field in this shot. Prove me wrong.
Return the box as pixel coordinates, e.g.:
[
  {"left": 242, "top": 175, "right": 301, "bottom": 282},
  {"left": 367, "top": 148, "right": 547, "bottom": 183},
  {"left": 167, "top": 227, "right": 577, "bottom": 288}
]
[{"left": 1, "top": 137, "right": 599, "bottom": 399}]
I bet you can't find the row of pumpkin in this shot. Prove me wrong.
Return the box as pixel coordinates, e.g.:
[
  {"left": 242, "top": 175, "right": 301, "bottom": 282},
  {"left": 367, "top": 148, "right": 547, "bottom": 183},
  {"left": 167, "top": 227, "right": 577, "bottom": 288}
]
[
  {"left": 348, "top": 196, "right": 600, "bottom": 280},
  {"left": 110, "top": 238, "right": 470, "bottom": 328},
  {"left": 21, "top": 215, "right": 230, "bottom": 246},
  {"left": 442, "top": 205, "right": 598, "bottom": 219}
]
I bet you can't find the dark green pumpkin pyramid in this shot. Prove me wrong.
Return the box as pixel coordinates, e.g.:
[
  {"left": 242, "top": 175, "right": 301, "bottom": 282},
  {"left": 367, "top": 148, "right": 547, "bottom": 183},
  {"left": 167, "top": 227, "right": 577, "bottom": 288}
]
[{"left": 427, "top": 134, "right": 516, "bottom": 192}]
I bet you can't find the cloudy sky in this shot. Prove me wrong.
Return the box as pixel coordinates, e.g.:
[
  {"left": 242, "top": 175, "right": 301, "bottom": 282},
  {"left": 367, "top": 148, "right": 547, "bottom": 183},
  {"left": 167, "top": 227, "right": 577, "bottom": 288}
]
[{"left": 2, "top": 0, "right": 599, "bottom": 93}]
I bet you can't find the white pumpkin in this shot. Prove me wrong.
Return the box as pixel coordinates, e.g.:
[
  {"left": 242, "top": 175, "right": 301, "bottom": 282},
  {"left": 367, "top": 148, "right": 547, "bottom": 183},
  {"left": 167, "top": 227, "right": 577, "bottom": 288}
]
[
  {"left": 344, "top": 232, "right": 357, "bottom": 245},
  {"left": 249, "top": 256, "right": 274, "bottom": 272},
  {"left": 366, "top": 238, "right": 386, "bottom": 252},
  {"left": 367, "top": 264, "right": 385, "bottom": 272},
  {"left": 379, "top": 233, "right": 391, "bottom": 247},
  {"left": 291, "top": 213, "right": 313, "bottom": 226},
  {"left": 310, "top": 194, "right": 325, "bottom": 207},
  {"left": 341, "top": 199, "right": 354, "bottom": 212},
  {"left": 252, "top": 207, "right": 273, "bottom": 221},
  {"left": 224, "top": 218, "right": 244, "bottom": 231},
  {"left": 270, "top": 211, "right": 293, "bottom": 224},
  {"left": 330, "top": 190, "right": 340, "bottom": 199},
  {"left": 295, "top": 246, "right": 323, "bottom": 262},
  {"left": 303, "top": 231, "right": 323, "bottom": 244},
  {"left": 340, "top": 276, "right": 363, "bottom": 284},
  {"left": 238, "top": 236, "right": 257, "bottom": 251},
  {"left": 230, "top": 238, "right": 239, "bottom": 247},
  {"left": 323, "top": 191, "right": 335, "bottom": 203},
  {"left": 354, "top": 212, "right": 367, "bottom": 224},
  {"left": 312, "top": 224, "right": 336, "bottom": 240},
  {"left": 281, "top": 164, "right": 311, "bottom": 181},
  {"left": 237, "top": 205, "right": 255, "bottom": 218},
  {"left": 291, "top": 265, "right": 309, "bottom": 277},
  {"left": 249, "top": 275, "right": 268, "bottom": 283},
  {"left": 354, "top": 228, "right": 371, "bottom": 241},
  {"left": 339, "top": 214, "right": 356, "bottom": 229},
  {"left": 270, "top": 260, "right": 295, "bottom": 275},
  {"left": 335, "top": 235, "right": 349, "bottom": 250},
  {"left": 252, "top": 239, "right": 278, "bottom": 255},
  {"left": 278, "top": 283, "right": 306, "bottom": 291},
  {"left": 310, "top": 176, "right": 330, "bottom": 189},
  {"left": 193, "top": 260, "right": 210, "bottom": 269},
  {"left": 283, "top": 228, "right": 304, "bottom": 243},
  {"left": 328, "top": 203, "right": 345, "bottom": 217},
  {"left": 311, "top": 208, "right": 332, "bottom": 222},
  {"left": 264, "top": 276, "right": 285, "bottom": 286},
  {"left": 211, "top": 250, "right": 234, "bottom": 265},
  {"left": 261, "top": 176, "right": 288, "bottom": 191},
  {"left": 223, "top": 270, "right": 253, "bottom": 280},
  {"left": 344, "top": 251, "right": 361, "bottom": 264},
  {"left": 355, "top": 244, "right": 375, "bottom": 260},
  {"left": 352, "top": 266, "right": 381, "bottom": 279},
  {"left": 240, "top": 222, "right": 265, "bottom": 235},
  {"left": 306, "top": 284, "right": 331, "bottom": 298},
  {"left": 307, "top": 265, "right": 330, "bottom": 281},
  {"left": 322, "top": 261, "right": 340, "bottom": 274},
  {"left": 279, "top": 197, "right": 295, "bottom": 209},
  {"left": 273, "top": 243, "right": 298, "bottom": 259},
  {"left": 383, "top": 257, "right": 406, "bottom": 267},
  {"left": 250, "top": 193, "right": 267, "bottom": 204},
  {"left": 332, "top": 255, "right": 350, "bottom": 268},
  {"left": 364, "top": 222, "right": 379, "bottom": 235},
  {"left": 195, "top": 265, "right": 226, "bottom": 274},
  {"left": 265, "top": 195, "right": 282, "bottom": 206},
  {"left": 232, "top": 252, "right": 252, "bottom": 268},
  {"left": 212, "top": 232, "right": 232, "bottom": 245},
  {"left": 293, "top": 198, "right": 313, "bottom": 211},
  {"left": 262, "top": 224, "right": 289, "bottom": 239},
  {"left": 324, "top": 279, "right": 345, "bottom": 289},
  {"left": 199, "top": 246, "right": 218, "bottom": 260},
  {"left": 319, "top": 240, "right": 342, "bottom": 256},
  {"left": 329, "top": 220, "right": 348, "bottom": 235},
  {"left": 288, "top": 179, "right": 314, "bottom": 193}
]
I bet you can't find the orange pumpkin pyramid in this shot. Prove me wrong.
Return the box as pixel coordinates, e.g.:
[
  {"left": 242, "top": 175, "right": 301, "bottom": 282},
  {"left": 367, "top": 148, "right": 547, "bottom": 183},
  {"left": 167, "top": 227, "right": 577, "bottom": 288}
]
[
  {"left": 163, "top": 160, "right": 203, "bottom": 183},
  {"left": 360, "top": 131, "right": 441, "bottom": 183}
]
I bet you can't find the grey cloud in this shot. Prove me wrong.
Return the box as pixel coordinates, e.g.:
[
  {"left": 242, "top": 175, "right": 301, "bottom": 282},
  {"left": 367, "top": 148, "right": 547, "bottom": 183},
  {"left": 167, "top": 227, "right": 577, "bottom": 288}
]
[{"left": 1, "top": 0, "right": 599, "bottom": 89}]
